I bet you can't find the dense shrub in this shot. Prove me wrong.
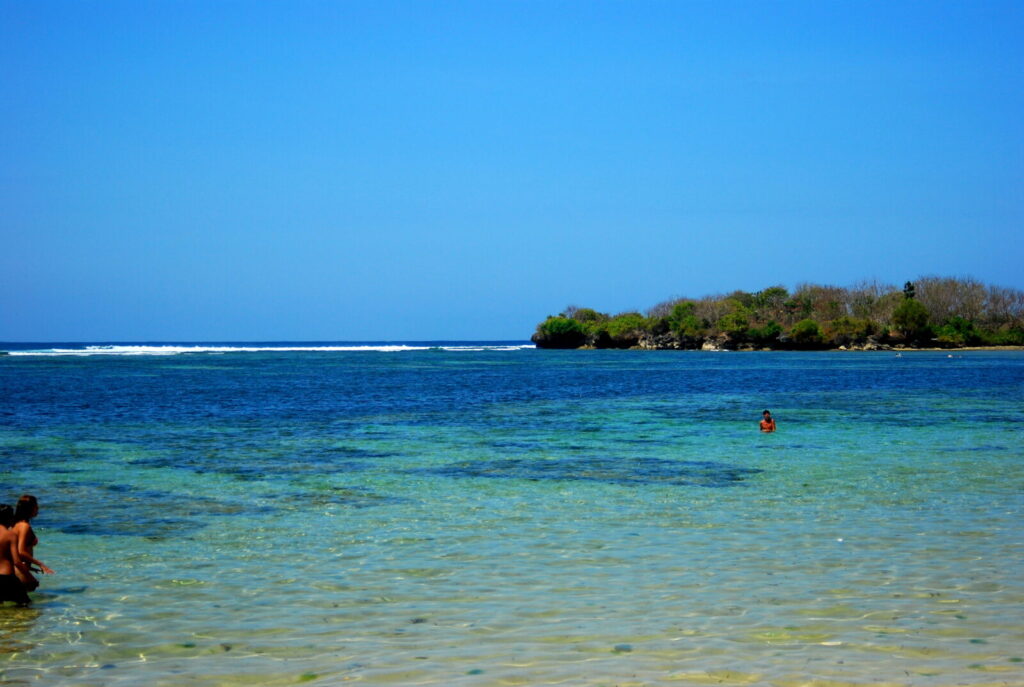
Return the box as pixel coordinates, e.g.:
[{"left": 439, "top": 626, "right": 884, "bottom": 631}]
[
  {"left": 985, "top": 327, "right": 1024, "bottom": 345},
  {"left": 533, "top": 316, "right": 587, "bottom": 348},
  {"left": 790, "top": 319, "right": 823, "bottom": 346},
  {"left": 668, "top": 302, "right": 704, "bottom": 339},
  {"left": 935, "top": 316, "right": 982, "bottom": 346},
  {"left": 717, "top": 301, "right": 751, "bottom": 340},
  {"left": 892, "top": 298, "right": 930, "bottom": 340},
  {"left": 748, "top": 321, "right": 782, "bottom": 346},
  {"left": 564, "top": 307, "right": 609, "bottom": 326},
  {"left": 825, "top": 316, "right": 874, "bottom": 347},
  {"left": 603, "top": 312, "right": 647, "bottom": 348}
]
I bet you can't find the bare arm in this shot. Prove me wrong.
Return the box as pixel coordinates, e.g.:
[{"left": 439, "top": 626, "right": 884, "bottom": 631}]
[
  {"left": 9, "top": 536, "right": 30, "bottom": 575},
  {"left": 15, "top": 525, "right": 54, "bottom": 574}
]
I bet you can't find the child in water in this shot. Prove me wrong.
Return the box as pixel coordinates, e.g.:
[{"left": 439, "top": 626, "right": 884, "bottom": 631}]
[{"left": 760, "top": 409, "right": 776, "bottom": 433}]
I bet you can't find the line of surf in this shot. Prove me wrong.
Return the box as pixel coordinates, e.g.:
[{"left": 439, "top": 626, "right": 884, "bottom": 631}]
[{"left": 5, "top": 343, "right": 536, "bottom": 356}]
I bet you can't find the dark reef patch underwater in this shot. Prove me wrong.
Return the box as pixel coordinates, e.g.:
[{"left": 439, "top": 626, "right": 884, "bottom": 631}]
[{"left": 416, "top": 456, "right": 762, "bottom": 487}]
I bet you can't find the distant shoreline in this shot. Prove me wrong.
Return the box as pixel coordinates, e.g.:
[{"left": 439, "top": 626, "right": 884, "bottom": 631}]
[{"left": 531, "top": 278, "right": 1024, "bottom": 351}]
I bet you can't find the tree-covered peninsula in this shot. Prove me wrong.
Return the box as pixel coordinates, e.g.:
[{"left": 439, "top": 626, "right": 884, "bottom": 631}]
[{"left": 532, "top": 277, "right": 1024, "bottom": 351}]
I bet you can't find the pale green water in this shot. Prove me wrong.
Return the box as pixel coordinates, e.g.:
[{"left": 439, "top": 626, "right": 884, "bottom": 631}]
[{"left": 0, "top": 348, "right": 1022, "bottom": 685}]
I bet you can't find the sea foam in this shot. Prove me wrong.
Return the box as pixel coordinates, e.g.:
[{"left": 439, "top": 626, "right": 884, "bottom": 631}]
[{"left": 6, "top": 343, "right": 536, "bottom": 356}]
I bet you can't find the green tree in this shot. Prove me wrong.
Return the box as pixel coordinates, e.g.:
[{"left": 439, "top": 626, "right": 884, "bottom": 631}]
[
  {"left": 748, "top": 321, "right": 782, "bottom": 346},
  {"left": 716, "top": 299, "right": 752, "bottom": 340},
  {"left": 753, "top": 286, "right": 790, "bottom": 321},
  {"left": 644, "top": 315, "right": 671, "bottom": 336},
  {"left": 604, "top": 312, "right": 647, "bottom": 348},
  {"left": 718, "top": 311, "right": 749, "bottom": 339},
  {"left": 825, "top": 316, "right": 874, "bottom": 347},
  {"left": 790, "top": 319, "right": 822, "bottom": 345},
  {"left": 565, "top": 307, "right": 609, "bottom": 326},
  {"left": 726, "top": 290, "right": 756, "bottom": 309},
  {"left": 935, "top": 316, "right": 981, "bottom": 346},
  {"left": 668, "top": 302, "right": 704, "bottom": 339},
  {"left": 783, "top": 296, "right": 813, "bottom": 322},
  {"left": 987, "top": 327, "right": 1024, "bottom": 345},
  {"left": 533, "top": 316, "right": 587, "bottom": 348},
  {"left": 892, "top": 298, "right": 930, "bottom": 340}
]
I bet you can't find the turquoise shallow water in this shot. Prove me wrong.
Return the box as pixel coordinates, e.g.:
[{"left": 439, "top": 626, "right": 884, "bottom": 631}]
[{"left": 1, "top": 347, "right": 1022, "bottom": 685}]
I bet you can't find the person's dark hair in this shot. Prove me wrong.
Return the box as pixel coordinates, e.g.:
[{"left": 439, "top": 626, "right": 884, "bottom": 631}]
[
  {"left": 0, "top": 504, "right": 13, "bottom": 528},
  {"left": 763, "top": 409, "right": 771, "bottom": 415},
  {"left": 14, "top": 494, "right": 38, "bottom": 523}
]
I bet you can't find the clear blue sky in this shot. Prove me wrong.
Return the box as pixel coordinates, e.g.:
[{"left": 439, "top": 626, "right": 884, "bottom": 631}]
[{"left": 2, "top": 1, "right": 1022, "bottom": 341}]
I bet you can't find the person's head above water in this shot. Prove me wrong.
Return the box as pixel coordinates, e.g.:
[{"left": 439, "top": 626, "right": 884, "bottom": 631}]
[
  {"left": 0, "top": 504, "right": 13, "bottom": 528},
  {"left": 763, "top": 409, "right": 772, "bottom": 417},
  {"left": 14, "top": 494, "right": 38, "bottom": 523}
]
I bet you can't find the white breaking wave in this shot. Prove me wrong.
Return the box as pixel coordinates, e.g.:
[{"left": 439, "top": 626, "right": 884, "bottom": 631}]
[{"left": 6, "top": 344, "right": 536, "bottom": 356}]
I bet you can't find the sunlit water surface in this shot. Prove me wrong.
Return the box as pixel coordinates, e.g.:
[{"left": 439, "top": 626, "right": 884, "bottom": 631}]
[{"left": 1, "top": 347, "right": 1022, "bottom": 686}]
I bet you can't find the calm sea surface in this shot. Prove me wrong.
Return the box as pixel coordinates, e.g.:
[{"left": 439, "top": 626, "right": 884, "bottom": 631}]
[{"left": 1, "top": 344, "right": 1022, "bottom": 686}]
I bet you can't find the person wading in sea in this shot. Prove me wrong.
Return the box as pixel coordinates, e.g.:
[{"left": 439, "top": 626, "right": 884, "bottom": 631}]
[
  {"left": 12, "top": 495, "right": 54, "bottom": 592},
  {"left": 0, "top": 504, "right": 31, "bottom": 606},
  {"left": 760, "top": 409, "right": 777, "bottom": 433}
]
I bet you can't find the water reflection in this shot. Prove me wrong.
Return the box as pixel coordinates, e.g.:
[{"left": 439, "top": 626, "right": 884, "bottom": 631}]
[{"left": 0, "top": 605, "right": 41, "bottom": 655}]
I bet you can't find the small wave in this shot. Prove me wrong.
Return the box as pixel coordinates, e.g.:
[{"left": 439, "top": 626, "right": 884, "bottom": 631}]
[
  {"left": 434, "top": 345, "right": 536, "bottom": 352},
  {"left": 6, "top": 343, "right": 536, "bottom": 357}
]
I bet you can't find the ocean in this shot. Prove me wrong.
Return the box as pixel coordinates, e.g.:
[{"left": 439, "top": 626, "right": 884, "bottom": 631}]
[{"left": 1, "top": 344, "right": 1022, "bottom": 686}]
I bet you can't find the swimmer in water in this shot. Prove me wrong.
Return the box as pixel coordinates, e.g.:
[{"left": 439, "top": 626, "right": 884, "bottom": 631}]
[
  {"left": 0, "top": 504, "right": 31, "bottom": 606},
  {"left": 760, "top": 409, "right": 776, "bottom": 433}
]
